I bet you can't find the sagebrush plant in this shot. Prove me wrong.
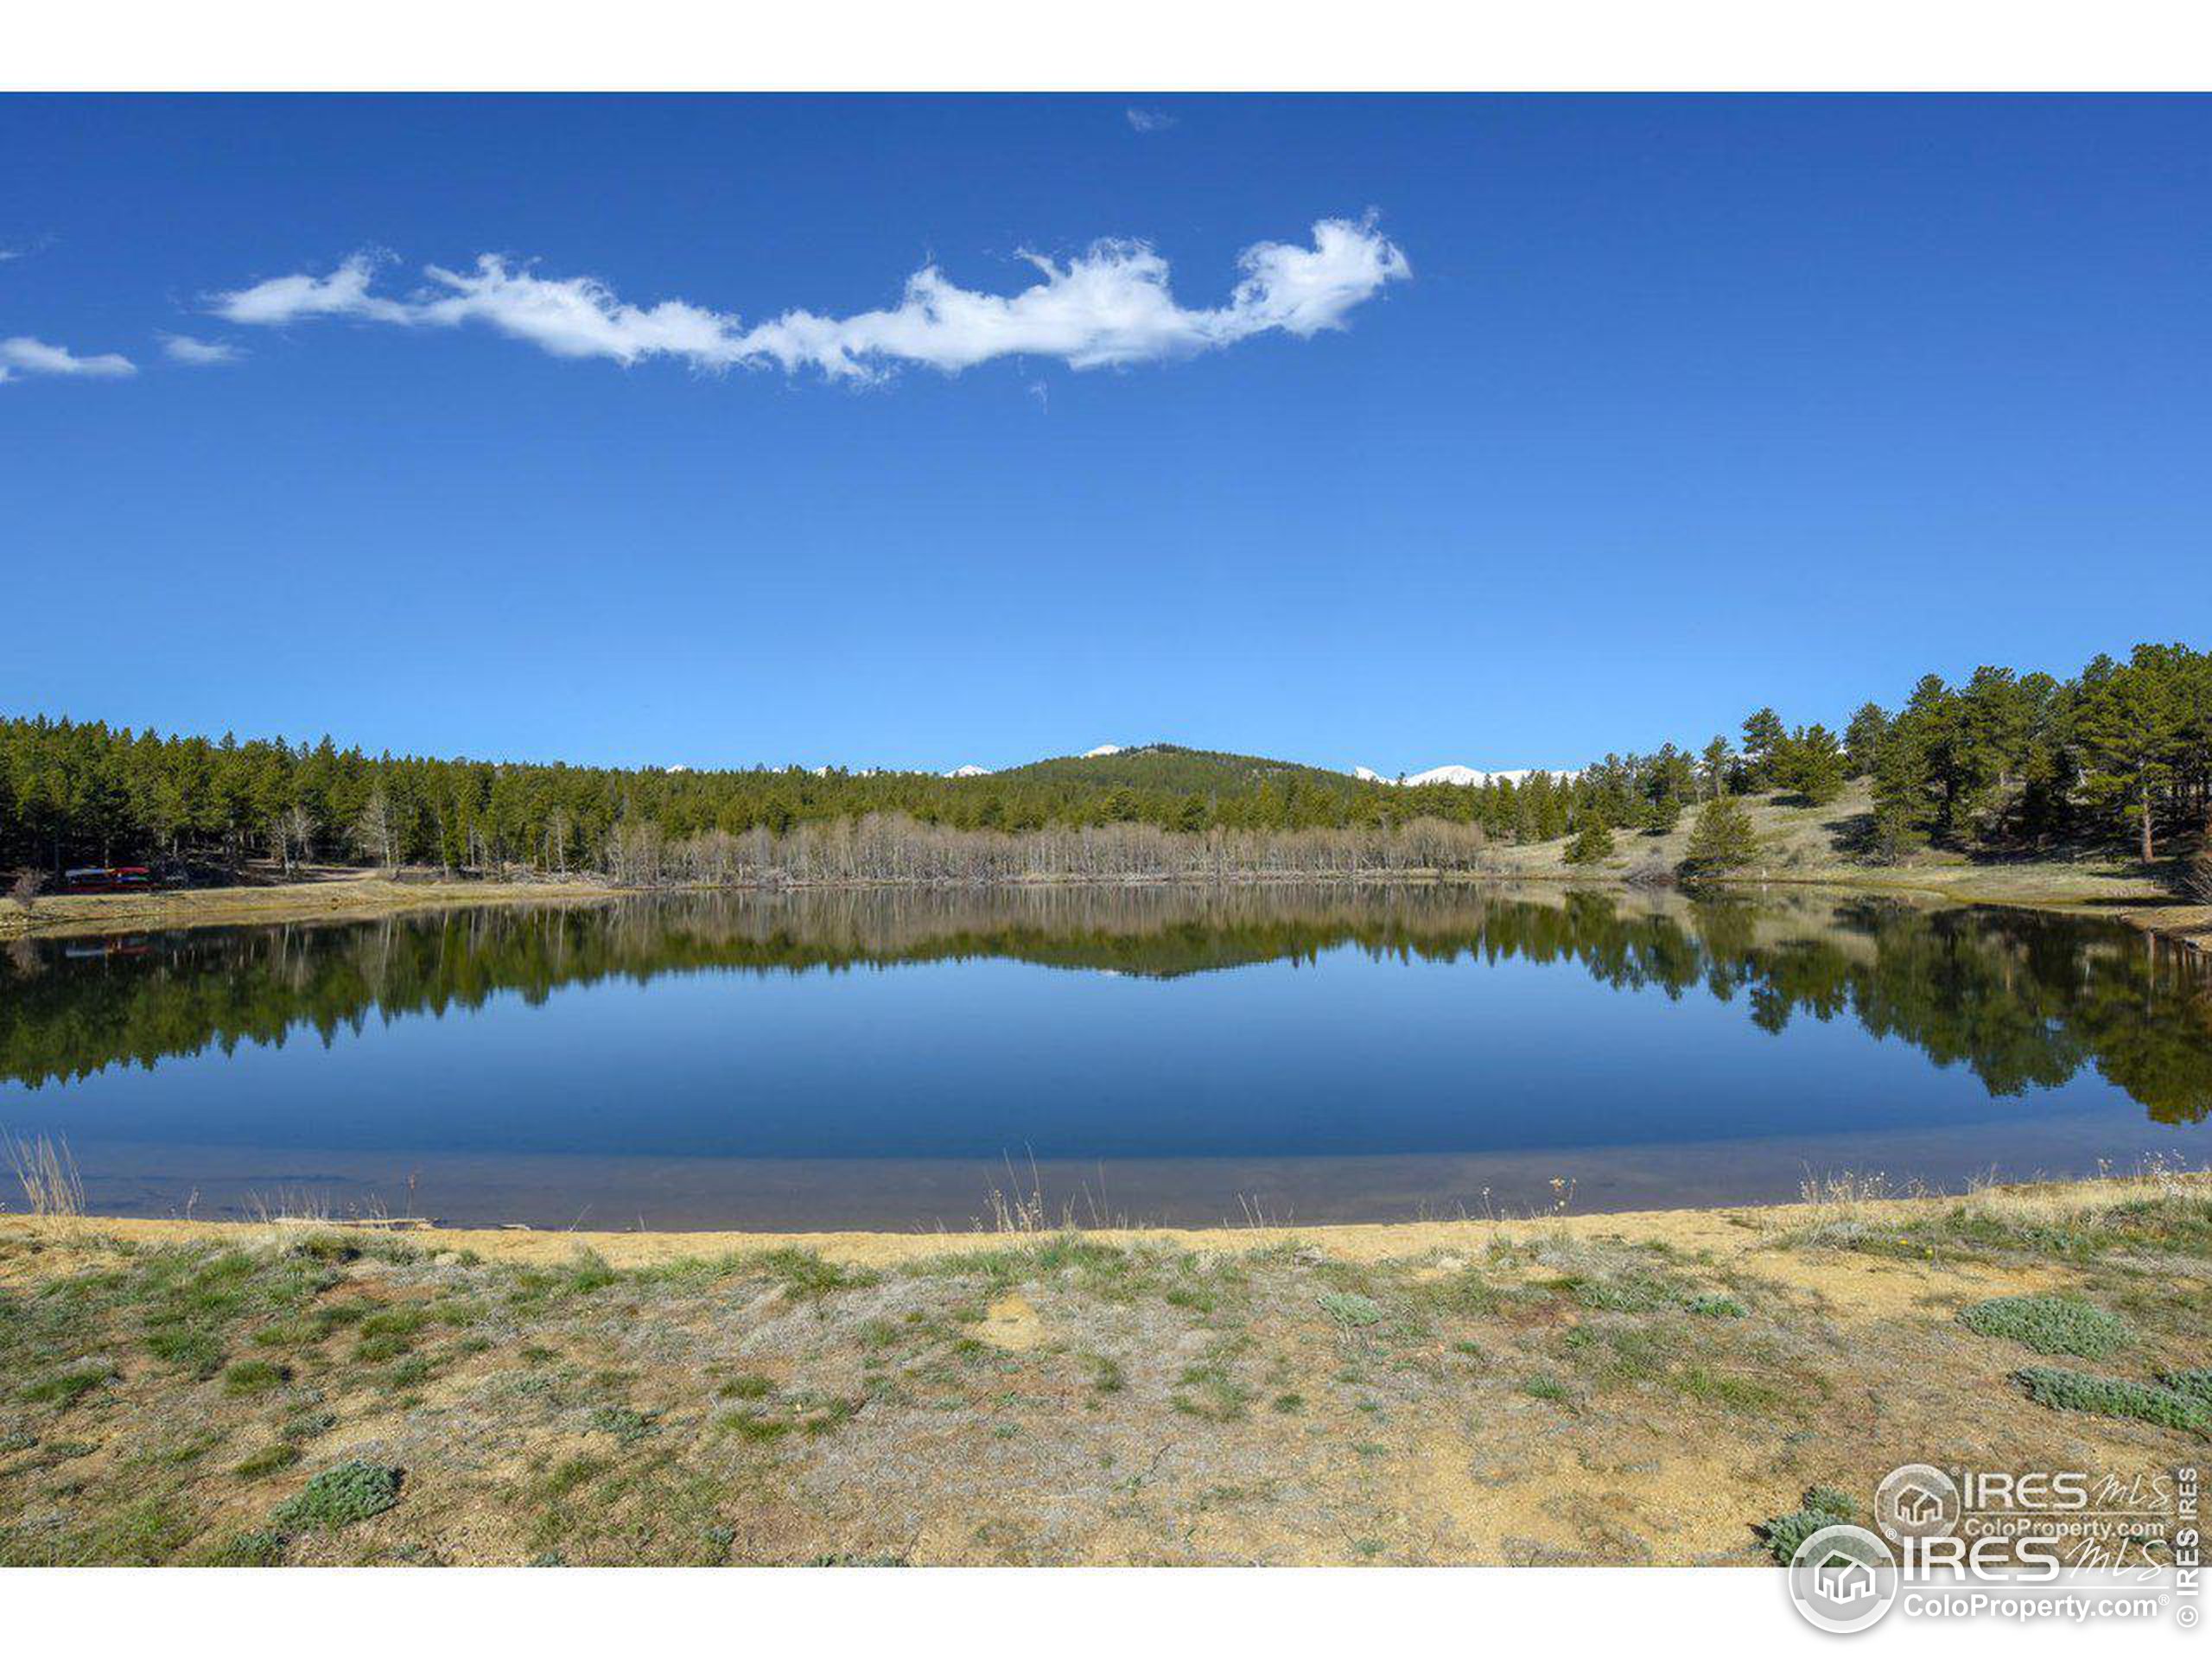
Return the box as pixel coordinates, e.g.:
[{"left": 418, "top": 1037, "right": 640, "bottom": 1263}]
[
  {"left": 2014, "top": 1368, "right": 2209, "bottom": 1434},
  {"left": 1958, "top": 1294, "right": 2129, "bottom": 1358},
  {"left": 270, "top": 1460, "right": 404, "bottom": 1533},
  {"left": 1317, "top": 1291, "right": 1384, "bottom": 1327},
  {"left": 1759, "top": 1484, "right": 1858, "bottom": 1564},
  {"left": 2164, "top": 1369, "right": 2212, "bottom": 1406}
]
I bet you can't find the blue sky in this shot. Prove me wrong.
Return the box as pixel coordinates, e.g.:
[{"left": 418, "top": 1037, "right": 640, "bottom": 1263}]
[{"left": 3, "top": 95, "right": 2206, "bottom": 775}]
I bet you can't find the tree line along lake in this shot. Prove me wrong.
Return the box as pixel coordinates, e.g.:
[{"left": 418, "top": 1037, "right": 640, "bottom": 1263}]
[{"left": 1, "top": 883, "right": 2204, "bottom": 1230}]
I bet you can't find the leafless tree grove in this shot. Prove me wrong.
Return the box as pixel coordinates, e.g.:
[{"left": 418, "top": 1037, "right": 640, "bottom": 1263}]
[{"left": 594, "top": 812, "right": 1497, "bottom": 889}]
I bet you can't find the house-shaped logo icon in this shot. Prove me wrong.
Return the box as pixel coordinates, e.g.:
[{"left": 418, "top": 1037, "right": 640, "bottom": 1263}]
[
  {"left": 1816, "top": 1553, "right": 1878, "bottom": 1605},
  {"left": 1891, "top": 1485, "right": 1946, "bottom": 1528}
]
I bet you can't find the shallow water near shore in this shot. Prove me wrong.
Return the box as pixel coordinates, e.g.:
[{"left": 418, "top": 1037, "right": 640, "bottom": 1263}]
[{"left": 2, "top": 883, "right": 2205, "bottom": 1229}]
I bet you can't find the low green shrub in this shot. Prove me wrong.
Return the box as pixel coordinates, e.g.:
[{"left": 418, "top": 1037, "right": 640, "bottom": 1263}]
[
  {"left": 2014, "top": 1368, "right": 2209, "bottom": 1433},
  {"left": 1959, "top": 1295, "right": 2128, "bottom": 1359},
  {"left": 586, "top": 1406, "right": 656, "bottom": 1444},
  {"left": 270, "top": 1460, "right": 404, "bottom": 1533},
  {"left": 1317, "top": 1291, "right": 1384, "bottom": 1327},
  {"left": 1759, "top": 1484, "right": 1858, "bottom": 1564},
  {"left": 2163, "top": 1369, "right": 2212, "bottom": 1406}
]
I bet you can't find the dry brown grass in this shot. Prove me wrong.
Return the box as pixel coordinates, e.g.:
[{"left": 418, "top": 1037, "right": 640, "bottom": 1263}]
[
  {"left": 2, "top": 1171, "right": 2202, "bottom": 1567},
  {"left": 3, "top": 1131, "right": 84, "bottom": 1219},
  {"left": 0, "top": 874, "right": 619, "bottom": 944}
]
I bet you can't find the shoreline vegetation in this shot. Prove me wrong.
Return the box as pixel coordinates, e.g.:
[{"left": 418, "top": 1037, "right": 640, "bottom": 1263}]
[
  {"left": 7, "top": 640, "right": 2210, "bottom": 937},
  {"left": 2, "top": 1168, "right": 2204, "bottom": 1565},
  {"left": 4, "top": 779, "right": 2204, "bottom": 955}
]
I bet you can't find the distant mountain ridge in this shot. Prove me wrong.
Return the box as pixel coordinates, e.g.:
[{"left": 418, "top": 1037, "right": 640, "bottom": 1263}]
[
  {"left": 944, "top": 746, "right": 1574, "bottom": 788},
  {"left": 988, "top": 743, "right": 1371, "bottom": 795},
  {"left": 1354, "top": 764, "right": 1573, "bottom": 787}
]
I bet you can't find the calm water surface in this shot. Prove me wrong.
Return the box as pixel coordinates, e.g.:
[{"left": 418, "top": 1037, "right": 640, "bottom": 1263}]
[{"left": 2, "top": 885, "right": 2205, "bottom": 1228}]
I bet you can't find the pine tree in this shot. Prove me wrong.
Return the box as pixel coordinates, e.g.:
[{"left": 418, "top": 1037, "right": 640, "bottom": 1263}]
[
  {"left": 1740, "top": 709, "right": 1789, "bottom": 791},
  {"left": 1700, "top": 736, "right": 1733, "bottom": 801},
  {"left": 1678, "top": 795, "right": 1758, "bottom": 880},
  {"left": 1563, "top": 819, "right": 1617, "bottom": 866},
  {"left": 1843, "top": 703, "right": 1890, "bottom": 777},
  {"left": 1869, "top": 727, "right": 1931, "bottom": 860},
  {"left": 2073, "top": 652, "right": 2183, "bottom": 862},
  {"left": 1788, "top": 723, "right": 1847, "bottom": 808}
]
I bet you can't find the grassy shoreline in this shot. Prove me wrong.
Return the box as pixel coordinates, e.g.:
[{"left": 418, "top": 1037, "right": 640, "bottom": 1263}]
[
  {"left": 3, "top": 855, "right": 2204, "bottom": 954},
  {"left": 3, "top": 1173, "right": 2205, "bottom": 1565}
]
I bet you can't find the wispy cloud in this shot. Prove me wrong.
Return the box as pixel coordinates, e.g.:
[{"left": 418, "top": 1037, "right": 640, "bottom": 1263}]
[
  {"left": 160, "top": 333, "right": 245, "bottom": 366},
  {"left": 1124, "top": 108, "right": 1178, "bottom": 133},
  {"left": 0, "top": 336, "right": 137, "bottom": 384},
  {"left": 207, "top": 218, "right": 1409, "bottom": 384},
  {"left": 0, "top": 234, "right": 57, "bottom": 264}
]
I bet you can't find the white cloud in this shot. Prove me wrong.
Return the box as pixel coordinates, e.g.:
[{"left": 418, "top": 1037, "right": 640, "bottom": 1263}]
[
  {"left": 1125, "top": 108, "right": 1177, "bottom": 133},
  {"left": 0, "top": 336, "right": 137, "bottom": 383},
  {"left": 161, "top": 333, "right": 245, "bottom": 365},
  {"left": 211, "top": 251, "right": 414, "bottom": 327},
  {"left": 207, "top": 218, "right": 1409, "bottom": 384}
]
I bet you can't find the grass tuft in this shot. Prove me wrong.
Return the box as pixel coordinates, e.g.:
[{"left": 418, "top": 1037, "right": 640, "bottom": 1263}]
[
  {"left": 752, "top": 1248, "right": 880, "bottom": 1302},
  {"left": 22, "top": 1360, "right": 117, "bottom": 1408},
  {"left": 220, "top": 1358, "right": 291, "bottom": 1396}
]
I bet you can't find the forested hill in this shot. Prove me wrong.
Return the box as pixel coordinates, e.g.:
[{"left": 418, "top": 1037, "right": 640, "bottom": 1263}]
[
  {"left": 2, "top": 640, "right": 2205, "bottom": 880},
  {"left": 992, "top": 745, "right": 1371, "bottom": 798}
]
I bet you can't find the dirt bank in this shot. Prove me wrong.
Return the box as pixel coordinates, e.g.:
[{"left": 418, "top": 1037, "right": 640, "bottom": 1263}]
[
  {"left": 3, "top": 1173, "right": 2203, "bottom": 1566},
  {"left": 0, "top": 873, "right": 621, "bottom": 944}
]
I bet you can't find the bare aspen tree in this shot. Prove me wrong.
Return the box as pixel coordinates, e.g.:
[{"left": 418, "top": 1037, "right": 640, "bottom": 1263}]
[{"left": 353, "top": 791, "right": 397, "bottom": 872}]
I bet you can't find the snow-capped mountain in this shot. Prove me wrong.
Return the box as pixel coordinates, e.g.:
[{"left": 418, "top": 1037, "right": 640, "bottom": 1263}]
[
  {"left": 1353, "top": 764, "right": 1572, "bottom": 787},
  {"left": 944, "top": 764, "right": 991, "bottom": 778}
]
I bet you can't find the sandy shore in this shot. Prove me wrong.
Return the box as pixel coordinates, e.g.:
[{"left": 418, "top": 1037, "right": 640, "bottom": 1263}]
[{"left": 0, "top": 1171, "right": 2177, "bottom": 1268}]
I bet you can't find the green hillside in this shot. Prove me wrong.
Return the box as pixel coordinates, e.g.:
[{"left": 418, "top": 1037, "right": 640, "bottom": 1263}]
[{"left": 990, "top": 744, "right": 1367, "bottom": 797}]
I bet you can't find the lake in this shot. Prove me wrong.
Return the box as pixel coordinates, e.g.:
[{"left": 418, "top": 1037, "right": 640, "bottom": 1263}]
[{"left": 1, "top": 884, "right": 2205, "bottom": 1229}]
